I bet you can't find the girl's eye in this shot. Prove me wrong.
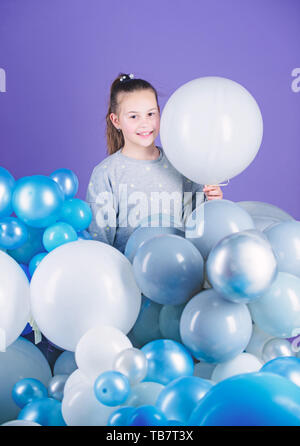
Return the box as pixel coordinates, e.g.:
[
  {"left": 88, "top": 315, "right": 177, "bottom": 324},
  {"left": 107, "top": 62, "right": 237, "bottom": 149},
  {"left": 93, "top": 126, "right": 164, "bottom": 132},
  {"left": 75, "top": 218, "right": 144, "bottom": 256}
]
[{"left": 130, "top": 115, "right": 136, "bottom": 119}]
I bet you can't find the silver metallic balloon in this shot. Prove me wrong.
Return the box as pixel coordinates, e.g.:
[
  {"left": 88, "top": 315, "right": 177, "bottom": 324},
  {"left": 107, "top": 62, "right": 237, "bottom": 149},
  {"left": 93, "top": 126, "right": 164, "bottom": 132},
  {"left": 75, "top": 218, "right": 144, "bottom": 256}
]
[
  {"left": 47, "top": 374, "right": 69, "bottom": 401},
  {"left": 262, "top": 338, "right": 295, "bottom": 363},
  {"left": 113, "top": 348, "right": 148, "bottom": 386},
  {"left": 206, "top": 229, "right": 278, "bottom": 303}
]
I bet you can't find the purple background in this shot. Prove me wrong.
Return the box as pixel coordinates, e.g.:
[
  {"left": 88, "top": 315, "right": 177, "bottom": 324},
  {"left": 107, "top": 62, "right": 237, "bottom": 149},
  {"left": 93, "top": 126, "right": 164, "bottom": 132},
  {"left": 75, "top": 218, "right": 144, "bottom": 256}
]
[{"left": 0, "top": 0, "right": 299, "bottom": 217}]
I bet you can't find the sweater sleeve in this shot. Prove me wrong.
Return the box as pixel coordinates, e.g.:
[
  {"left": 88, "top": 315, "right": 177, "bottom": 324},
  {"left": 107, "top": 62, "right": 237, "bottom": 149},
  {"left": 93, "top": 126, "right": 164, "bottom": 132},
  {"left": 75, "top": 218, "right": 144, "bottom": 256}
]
[{"left": 85, "top": 166, "right": 117, "bottom": 246}]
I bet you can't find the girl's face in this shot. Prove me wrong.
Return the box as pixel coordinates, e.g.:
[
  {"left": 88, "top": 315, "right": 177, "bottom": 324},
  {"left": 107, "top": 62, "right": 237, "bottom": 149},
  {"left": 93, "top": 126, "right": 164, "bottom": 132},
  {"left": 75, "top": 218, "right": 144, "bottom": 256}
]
[{"left": 111, "top": 89, "right": 160, "bottom": 149}]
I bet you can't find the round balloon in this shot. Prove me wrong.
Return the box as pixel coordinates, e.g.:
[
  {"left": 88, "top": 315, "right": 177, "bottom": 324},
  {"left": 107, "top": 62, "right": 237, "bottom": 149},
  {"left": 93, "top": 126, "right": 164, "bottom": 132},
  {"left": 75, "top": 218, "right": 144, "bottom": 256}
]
[
  {"left": 180, "top": 288, "right": 253, "bottom": 363},
  {"left": 17, "top": 397, "right": 66, "bottom": 426},
  {"left": 12, "top": 175, "right": 64, "bottom": 228},
  {"left": 206, "top": 229, "right": 278, "bottom": 303},
  {"left": 28, "top": 252, "right": 47, "bottom": 277},
  {"left": 264, "top": 221, "right": 300, "bottom": 278},
  {"left": 0, "top": 217, "right": 28, "bottom": 250},
  {"left": 0, "top": 167, "right": 15, "bottom": 218},
  {"left": 262, "top": 338, "right": 295, "bottom": 363},
  {"left": 49, "top": 168, "right": 79, "bottom": 199},
  {"left": 7, "top": 225, "right": 44, "bottom": 264},
  {"left": 30, "top": 240, "right": 141, "bottom": 351},
  {"left": 238, "top": 201, "right": 294, "bottom": 232},
  {"left": 0, "top": 251, "right": 30, "bottom": 348},
  {"left": 12, "top": 378, "right": 48, "bottom": 408},
  {"left": 249, "top": 272, "right": 300, "bottom": 338},
  {"left": 160, "top": 76, "right": 263, "bottom": 185},
  {"left": 133, "top": 234, "right": 204, "bottom": 305},
  {"left": 188, "top": 372, "right": 300, "bottom": 426},
  {"left": 53, "top": 351, "right": 77, "bottom": 376},
  {"left": 185, "top": 199, "right": 255, "bottom": 259},
  {"left": 261, "top": 357, "right": 300, "bottom": 387},
  {"left": 94, "top": 371, "right": 130, "bottom": 406},
  {"left": 48, "top": 374, "right": 69, "bottom": 401},
  {"left": 42, "top": 221, "right": 78, "bottom": 252},
  {"left": 59, "top": 198, "right": 92, "bottom": 232},
  {"left": 211, "top": 353, "right": 263, "bottom": 383},
  {"left": 0, "top": 337, "right": 52, "bottom": 424},
  {"left": 113, "top": 347, "right": 148, "bottom": 386}
]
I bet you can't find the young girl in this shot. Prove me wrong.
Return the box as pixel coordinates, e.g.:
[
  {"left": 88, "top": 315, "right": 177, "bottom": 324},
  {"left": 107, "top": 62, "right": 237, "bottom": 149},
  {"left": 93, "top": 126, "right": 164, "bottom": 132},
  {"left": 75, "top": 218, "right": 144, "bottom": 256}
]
[{"left": 86, "top": 73, "right": 223, "bottom": 254}]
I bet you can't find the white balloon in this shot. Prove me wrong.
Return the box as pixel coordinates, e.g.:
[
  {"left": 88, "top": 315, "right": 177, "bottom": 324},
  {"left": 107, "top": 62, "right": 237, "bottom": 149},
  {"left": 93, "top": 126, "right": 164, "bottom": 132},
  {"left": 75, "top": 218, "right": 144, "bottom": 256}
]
[
  {"left": 30, "top": 240, "right": 141, "bottom": 351},
  {"left": 63, "top": 369, "right": 91, "bottom": 396},
  {"left": 211, "top": 352, "right": 263, "bottom": 383},
  {"left": 0, "top": 337, "right": 52, "bottom": 424},
  {"left": 160, "top": 76, "right": 263, "bottom": 185},
  {"left": 75, "top": 325, "right": 132, "bottom": 382},
  {"left": 0, "top": 251, "right": 30, "bottom": 349},
  {"left": 62, "top": 380, "right": 117, "bottom": 426},
  {"left": 123, "top": 381, "right": 165, "bottom": 407},
  {"left": 53, "top": 351, "right": 77, "bottom": 376}
]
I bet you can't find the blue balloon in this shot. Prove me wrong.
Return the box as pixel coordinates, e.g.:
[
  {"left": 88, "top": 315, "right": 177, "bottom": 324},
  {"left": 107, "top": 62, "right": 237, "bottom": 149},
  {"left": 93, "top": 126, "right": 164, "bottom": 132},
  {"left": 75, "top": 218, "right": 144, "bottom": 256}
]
[
  {"left": 43, "top": 221, "right": 78, "bottom": 252},
  {"left": 125, "top": 225, "right": 184, "bottom": 263},
  {"left": 264, "top": 221, "right": 300, "bottom": 278},
  {"left": 180, "top": 288, "right": 252, "bottom": 363},
  {"left": 17, "top": 397, "right": 66, "bottom": 426},
  {"left": 107, "top": 406, "right": 136, "bottom": 426},
  {"left": 0, "top": 167, "right": 15, "bottom": 217},
  {"left": 49, "top": 168, "right": 79, "bottom": 199},
  {"left": 28, "top": 252, "right": 48, "bottom": 276},
  {"left": 261, "top": 357, "right": 300, "bottom": 387},
  {"left": 156, "top": 376, "right": 212, "bottom": 424},
  {"left": 12, "top": 378, "right": 48, "bottom": 409},
  {"left": 59, "top": 198, "right": 92, "bottom": 232},
  {"left": 249, "top": 272, "right": 300, "bottom": 338},
  {"left": 127, "top": 405, "right": 167, "bottom": 426},
  {"left": 127, "top": 296, "right": 162, "bottom": 349},
  {"left": 0, "top": 217, "right": 28, "bottom": 250},
  {"left": 188, "top": 372, "right": 300, "bottom": 426},
  {"left": 21, "top": 323, "right": 33, "bottom": 336},
  {"left": 185, "top": 199, "right": 255, "bottom": 259},
  {"left": 19, "top": 263, "right": 31, "bottom": 281},
  {"left": 94, "top": 371, "right": 131, "bottom": 407},
  {"left": 7, "top": 225, "right": 44, "bottom": 264},
  {"left": 159, "top": 304, "right": 185, "bottom": 343},
  {"left": 133, "top": 234, "right": 204, "bottom": 305},
  {"left": 12, "top": 175, "right": 64, "bottom": 228},
  {"left": 141, "top": 339, "right": 194, "bottom": 385}
]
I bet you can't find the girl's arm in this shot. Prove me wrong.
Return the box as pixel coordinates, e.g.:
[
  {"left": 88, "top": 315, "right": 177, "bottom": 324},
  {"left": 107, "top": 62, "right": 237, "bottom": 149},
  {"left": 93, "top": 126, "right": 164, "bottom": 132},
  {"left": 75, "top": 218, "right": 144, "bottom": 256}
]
[{"left": 85, "top": 167, "right": 117, "bottom": 247}]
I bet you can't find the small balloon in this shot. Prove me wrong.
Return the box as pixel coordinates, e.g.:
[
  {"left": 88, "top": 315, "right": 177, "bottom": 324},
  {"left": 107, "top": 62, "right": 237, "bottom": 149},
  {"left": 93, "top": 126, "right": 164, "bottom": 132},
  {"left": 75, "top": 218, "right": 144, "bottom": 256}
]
[
  {"left": 127, "top": 405, "right": 167, "bottom": 426},
  {"left": 49, "top": 168, "right": 79, "bottom": 199},
  {"left": 0, "top": 167, "right": 15, "bottom": 217},
  {"left": 107, "top": 406, "right": 136, "bottom": 426},
  {"left": 12, "top": 378, "right": 48, "bottom": 409},
  {"left": 17, "top": 397, "right": 66, "bottom": 426},
  {"left": 28, "top": 252, "right": 47, "bottom": 276},
  {"left": 211, "top": 353, "right": 263, "bottom": 383},
  {"left": 262, "top": 339, "right": 296, "bottom": 363},
  {"left": 7, "top": 225, "right": 44, "bottom": 264},
  {"left": 59, "top": 198, "right": 92, "bottom": 232},
  {"left": 43, "top": 221, "right": 78, "bottom": 252},
  {"left": 261, "top": 357, "right": 300, "bottom": 387},
  {"left": 113, "top": 347, "right": 148, "bottom": 385},
  {"left": 47, "top": 374, "right": 69, "bottom": 401},
  {"left": 94, "top": 371, "right": 130, "bottom": 406},
  {"left": 0, "top": 217, "right": 28, "bottom": 250}
]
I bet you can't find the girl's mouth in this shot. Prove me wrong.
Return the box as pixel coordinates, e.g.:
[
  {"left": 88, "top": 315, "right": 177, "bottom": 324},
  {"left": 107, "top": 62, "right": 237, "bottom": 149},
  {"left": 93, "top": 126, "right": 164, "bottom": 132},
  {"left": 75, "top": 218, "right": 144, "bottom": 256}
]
[{"left": 137, "top": 131, "right": 153, "bottom": 138}]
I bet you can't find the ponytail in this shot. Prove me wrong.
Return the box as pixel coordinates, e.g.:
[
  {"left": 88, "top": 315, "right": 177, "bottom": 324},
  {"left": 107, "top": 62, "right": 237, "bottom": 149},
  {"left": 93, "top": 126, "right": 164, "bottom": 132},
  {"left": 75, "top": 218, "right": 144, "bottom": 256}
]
[{"left": 105, "top": 73, "right": 160, "bottom": 155}]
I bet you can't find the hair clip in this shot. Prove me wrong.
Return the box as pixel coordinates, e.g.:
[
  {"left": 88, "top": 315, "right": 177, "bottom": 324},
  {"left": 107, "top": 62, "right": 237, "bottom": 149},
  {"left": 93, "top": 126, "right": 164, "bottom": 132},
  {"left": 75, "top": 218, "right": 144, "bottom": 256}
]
[{"left": 120, "top": 73, "right": 135, "bottom": 82}]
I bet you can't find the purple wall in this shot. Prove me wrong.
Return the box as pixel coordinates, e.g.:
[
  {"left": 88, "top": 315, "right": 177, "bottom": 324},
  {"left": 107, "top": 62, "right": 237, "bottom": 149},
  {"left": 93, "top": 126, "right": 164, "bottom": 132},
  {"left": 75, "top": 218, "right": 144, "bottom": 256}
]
[{"left": 0, "top": 0, "right": 299, "bottom": 217}]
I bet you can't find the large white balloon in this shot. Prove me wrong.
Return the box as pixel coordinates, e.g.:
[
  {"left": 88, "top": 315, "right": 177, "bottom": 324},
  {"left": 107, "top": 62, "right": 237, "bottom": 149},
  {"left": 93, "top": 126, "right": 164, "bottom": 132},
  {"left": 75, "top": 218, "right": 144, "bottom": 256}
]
[
  {"left": 75, "top": 325, "right": 132, "bottom": 382},
  {"left": 0, "top": 337, "right": 52, "bottom": 424},
  {"left": 160, "top": 76, "right": 263, "bottom": 185},
  {"left": 0, "top": 251, "right": 30, "bottom": 349},
  {"left": 30, "top": 240, "right": 141, "bottom": 351}
]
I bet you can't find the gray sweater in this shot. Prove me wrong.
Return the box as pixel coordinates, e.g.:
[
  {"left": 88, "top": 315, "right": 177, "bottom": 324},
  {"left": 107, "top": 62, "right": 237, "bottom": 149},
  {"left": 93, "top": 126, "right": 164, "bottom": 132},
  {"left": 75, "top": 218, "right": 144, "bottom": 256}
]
[{"left": 85, "top": 146, "right": 205, "bottom": 254}]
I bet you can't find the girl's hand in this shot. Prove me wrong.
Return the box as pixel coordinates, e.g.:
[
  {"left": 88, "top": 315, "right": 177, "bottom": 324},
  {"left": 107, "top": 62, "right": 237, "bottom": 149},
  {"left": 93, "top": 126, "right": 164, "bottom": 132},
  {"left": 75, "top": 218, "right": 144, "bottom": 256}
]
[{"left": 203, "top": 184, "right": 223, "bottom": 200}]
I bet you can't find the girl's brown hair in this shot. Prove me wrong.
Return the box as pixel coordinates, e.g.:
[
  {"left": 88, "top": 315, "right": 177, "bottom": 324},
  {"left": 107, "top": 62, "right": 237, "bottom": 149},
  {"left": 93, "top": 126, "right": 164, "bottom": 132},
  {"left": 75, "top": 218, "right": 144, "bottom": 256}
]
[{"left": 105, "top": 73, "right": 160, "bottom": 155}]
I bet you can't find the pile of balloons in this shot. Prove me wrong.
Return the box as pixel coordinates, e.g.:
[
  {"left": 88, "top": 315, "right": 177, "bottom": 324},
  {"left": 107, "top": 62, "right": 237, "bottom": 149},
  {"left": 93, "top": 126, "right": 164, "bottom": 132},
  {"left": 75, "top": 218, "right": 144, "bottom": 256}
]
[{"left": 1, "top": 76, "right": 300, "bottom": 426}]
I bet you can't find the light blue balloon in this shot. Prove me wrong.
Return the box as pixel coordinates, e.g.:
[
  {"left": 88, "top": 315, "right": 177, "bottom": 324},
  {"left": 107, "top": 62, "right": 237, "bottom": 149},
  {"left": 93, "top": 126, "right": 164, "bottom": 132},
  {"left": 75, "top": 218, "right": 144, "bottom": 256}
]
[
  {"left": 17, "top": 397, "right": 66, "bottom": 426},
  {"left": 188, "top": 372, "right": 300, "bottom": 426},
  {"left": 159, "top": 304, "right": 185, "bottom": 343},
  {"left": 125, "top": 226, "right": 184, "bottom": 263},
  {"left": 127, "top": 296, "right": 162, "bottom": 349},
  {"left": 264, "top": 221, "right": 300, "bottom": 278},
  {"left": 206, "top": 229, "right": 278, "bottom": 303},
  {"left": 127, "top": 405, "right": 167, "bottom": 426},
  {"left": 141, "top": 339, "right": 194, "bottom": 385},
  {"left": 59, "top": 198, "right": 92, "bottom": 232},
  {"left": 238, "top": 201, "right": 294, "bottom": 232},
  {"left": 12, "top": 175, "right": 64, "bottom": 228},
  {"left": 28, "top": 252, "right": 48, "bottom": 276},
  {"left": 0, "top": 167, "right": 15, "bottom": 217},
  {"left": 185, "top": 199, "right": 255, "bottom": 259},
  {"left": 94, "top": 371, "right": 131, "bottom": 406},
  {"left": 43, "top": 221, "right": 78, "bottom": 252},
  {"left": 49, "top": 168, "right": 79, "bottom": 199},
  {"left": 12, "top": 378, "right": 48, "bottom": 409},
  {"left": 0, "top": 217, "right": 28, "bottom": 250},
  {"left": 7, "top": 225, "right": 44, "bottom": 264},
  {"left": 107, "top": 406, "right": 136, "bottom": 426},
  {"left": 53, "top": 351, "right": 77, "bottom": 376},
  {"left": 47, "top": 374, "right": 69, "bottom": 401},
  {"left": 156, "top": 376, "right": 212, "bottom": 424},
  {"left": 180, "top": 288, "right": 253, "bottom": 363},
  {"left": 133, "top": 234, "right": 204, "bottom": 305},
  {"left": 249, "top": 272, "right": 300, "bottom": 338},
  {"left": 261, "top": 357, "right": 300, "bottom": 387}
]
